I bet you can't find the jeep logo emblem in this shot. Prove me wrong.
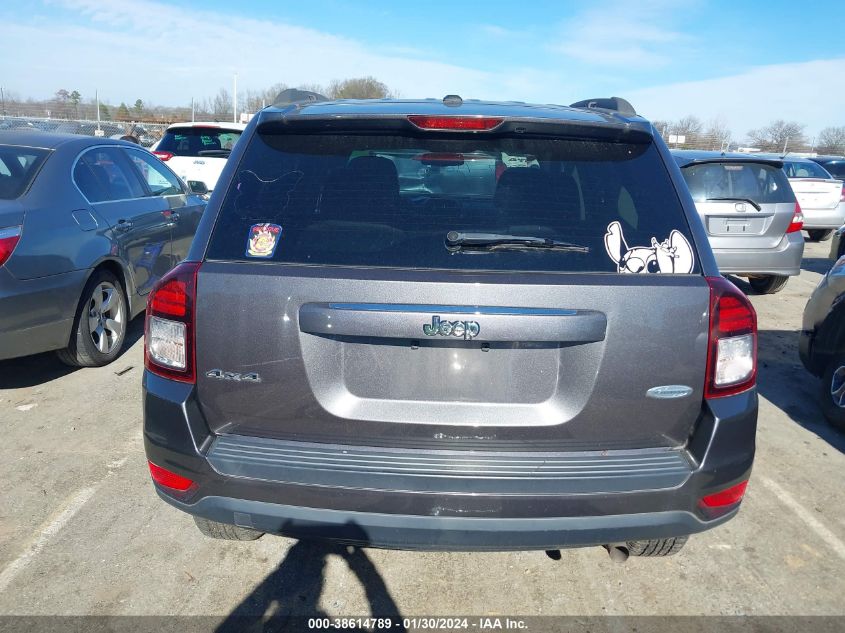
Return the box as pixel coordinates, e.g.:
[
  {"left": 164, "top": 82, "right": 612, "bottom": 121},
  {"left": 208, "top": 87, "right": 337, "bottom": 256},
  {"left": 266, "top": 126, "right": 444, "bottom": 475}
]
[{"left": 423, "top": 316, "right": 480, "bottom": 340}]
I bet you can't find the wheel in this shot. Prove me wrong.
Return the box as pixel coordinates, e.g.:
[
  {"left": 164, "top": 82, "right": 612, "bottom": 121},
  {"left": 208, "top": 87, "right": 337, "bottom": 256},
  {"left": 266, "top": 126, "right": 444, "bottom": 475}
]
[
  {"left": 820, "top": 355, "right": 845, "bottom": 431},
  {"left": 807, "top": 229, "right": 833, "bottom": 242},
  {"left": 748, "top": 275, "right": 789, "bottom": 295},
  {"left": 57, "top": 270, "right": 128, "bottom": 367},
  {"left": 626, "top": 536, "right": 688, "bottom": 557},
  {"left": 193, "top": 517, "right": 264, "bottom": 541}
]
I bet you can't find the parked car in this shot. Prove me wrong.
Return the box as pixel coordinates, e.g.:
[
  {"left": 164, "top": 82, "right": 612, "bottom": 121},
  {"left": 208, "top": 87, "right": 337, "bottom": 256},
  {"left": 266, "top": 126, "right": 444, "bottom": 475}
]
[
  {"left": 143, "top": 95, "right": 758, "bottom": 557},
  {"left": 0, "top": 131, "right": 206, "bottom": 365},
  {"left": 672, "top": 151, "right": 803, "bottom": 294},
  {"left": 151, "top": 122, "right": 246, "bottom": 195},
  {"left": 799, "top": 255, "right": 845, "bottom": 430},
  {"left": 829, "top": 226, "right": 845, "bottom": 261},
  {"left": 775, "top": 156, "right": 844, "bottom": 242}
]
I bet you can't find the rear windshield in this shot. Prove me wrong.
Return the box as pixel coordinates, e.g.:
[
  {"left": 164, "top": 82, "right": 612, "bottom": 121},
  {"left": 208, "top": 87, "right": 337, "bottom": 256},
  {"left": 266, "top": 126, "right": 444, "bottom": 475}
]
[
  {"left": 156, "top": 127, "right": 242, "bottom": 156},
  {"left": 680, "top": 162, "right": 794, "bottom": 205},
  {"left": 783, "top": 160, "right": 832, "bottom": 179},
  {"left": 206, "top": 132, "right": 699, "bottom": 274},
  {"left": 0, "top": 145, "right": 50, "bottom": 199}
]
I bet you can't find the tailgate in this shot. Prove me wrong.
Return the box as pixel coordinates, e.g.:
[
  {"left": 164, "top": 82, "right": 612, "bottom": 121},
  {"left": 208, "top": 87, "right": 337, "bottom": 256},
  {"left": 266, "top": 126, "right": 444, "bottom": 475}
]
[
  {"left": 195, "top": 265, "right": 710, "bottom": 450},
  {"left": 166, "top": 156, "right": 227, "bottom": 192}
]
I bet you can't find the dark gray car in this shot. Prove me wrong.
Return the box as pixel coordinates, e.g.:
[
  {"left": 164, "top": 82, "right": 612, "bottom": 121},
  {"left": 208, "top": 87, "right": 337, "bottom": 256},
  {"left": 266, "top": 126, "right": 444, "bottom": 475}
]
[
  {"left": 0, "top": 131, "right": 206, "bottom": 365},
  {"left": 800, "top": 255, "right": 845, "bottom": 430},
  {"left": 142, "top": 96, "right": 758, "bottom": 557}
]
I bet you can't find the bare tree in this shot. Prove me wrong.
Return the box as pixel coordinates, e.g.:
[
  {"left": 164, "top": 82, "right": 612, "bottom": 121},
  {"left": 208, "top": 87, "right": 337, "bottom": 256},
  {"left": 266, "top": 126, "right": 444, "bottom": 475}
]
[
  {"left": 211, "top": 88, "right": 231, "bottom": 120},
  {"left": 327, "top": 76, "right": 390, "bottom": 99},
  {"left": 746, "top": 120, "right": 806, "bottom": 153},
  {"left": 704, "top": 116, "right": 732, "bottom": 151},
  {"left": 815, "top": 126, "right": 845, "bottom": 155},
  {"left": 670, "top": 115, "right": 703, "bottom": 147}
]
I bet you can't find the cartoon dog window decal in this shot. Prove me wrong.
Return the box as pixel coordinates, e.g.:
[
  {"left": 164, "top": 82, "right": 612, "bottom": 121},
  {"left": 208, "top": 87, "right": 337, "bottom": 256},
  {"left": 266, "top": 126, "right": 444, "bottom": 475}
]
[{"left": 604, "top": 221, "right": 694, "bottom": 274}]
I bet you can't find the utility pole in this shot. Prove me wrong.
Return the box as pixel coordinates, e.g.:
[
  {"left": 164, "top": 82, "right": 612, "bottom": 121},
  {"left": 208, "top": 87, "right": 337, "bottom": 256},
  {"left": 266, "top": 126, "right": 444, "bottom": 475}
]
[
  {"left": 233, "top": 73, "right": 238, "bottom": 124},
  {"left": 0, "top": 86, "right": 5, "bottom": 118},
  {"left": 96, "top": 89, "right": 101, "bottom": 131},
  {"left": 191, "top": 97, "right": 195, "bottom": 122}
]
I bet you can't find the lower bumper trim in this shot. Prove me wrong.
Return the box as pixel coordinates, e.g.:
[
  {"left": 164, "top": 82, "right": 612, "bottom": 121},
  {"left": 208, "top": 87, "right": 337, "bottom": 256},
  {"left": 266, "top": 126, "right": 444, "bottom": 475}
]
[{"left": 160, "top": 492, "right": 734, "bottom": 551}]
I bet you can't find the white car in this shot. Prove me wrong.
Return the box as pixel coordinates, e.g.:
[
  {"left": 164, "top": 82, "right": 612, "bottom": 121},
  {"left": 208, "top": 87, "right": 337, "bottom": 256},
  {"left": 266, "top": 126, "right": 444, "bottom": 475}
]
[
  {"left": 151, "top": 122, "right": 246, "bottom": 194},
  {"left": 780, "top": 157, "right": 845, "bottom": 242}
]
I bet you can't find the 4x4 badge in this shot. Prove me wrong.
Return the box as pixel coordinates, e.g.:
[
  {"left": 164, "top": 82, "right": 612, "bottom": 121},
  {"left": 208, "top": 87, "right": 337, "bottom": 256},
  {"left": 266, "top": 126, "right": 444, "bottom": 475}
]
[{"left": 423, "top": 316, "right": 480, "bottom": 340}]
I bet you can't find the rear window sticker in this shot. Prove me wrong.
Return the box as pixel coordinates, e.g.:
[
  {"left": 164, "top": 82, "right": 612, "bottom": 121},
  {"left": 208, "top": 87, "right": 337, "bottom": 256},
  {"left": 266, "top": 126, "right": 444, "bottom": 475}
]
[
  {"left": 246, "top": 223, "right": 282, "bottom": 259},
  {"left": 604, "top": 221, "right": 694, "bottom": 274}
]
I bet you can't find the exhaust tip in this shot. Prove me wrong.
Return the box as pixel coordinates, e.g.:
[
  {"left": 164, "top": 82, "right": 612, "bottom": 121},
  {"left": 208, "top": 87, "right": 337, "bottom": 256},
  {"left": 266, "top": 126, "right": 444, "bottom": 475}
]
[{"left": 604, "top": 543, "right": 630, "bottom": 563}]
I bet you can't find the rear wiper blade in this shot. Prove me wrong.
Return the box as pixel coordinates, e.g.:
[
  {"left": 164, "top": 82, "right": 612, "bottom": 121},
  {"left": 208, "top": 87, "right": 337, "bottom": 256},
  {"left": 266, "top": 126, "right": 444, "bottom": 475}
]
[
  {"left": 705, "top": 197, "right": 762, "bottom": 211},
  {"left": 445, "top": 231, "right": 590, "bottom": 253}
]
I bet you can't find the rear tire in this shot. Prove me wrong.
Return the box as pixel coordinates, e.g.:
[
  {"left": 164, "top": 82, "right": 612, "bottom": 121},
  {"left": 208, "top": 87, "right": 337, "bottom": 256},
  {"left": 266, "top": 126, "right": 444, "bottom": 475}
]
[
  {"left": 748, "top": 275, "right": 789, "bottom": 295},
  {"left": 193, "top": 517, "right": 264, "bottom": 541},
  {"left": 807, "top": 229, "right": 833, "bottom": 242},
  {"left": 56, "top": 270, "right": 128, "bottom": 367},
  {"left": 626, "top": 536, "right": 688, "bottom": 557},
  {"left": 820, "top": 355, "right": 845, "bottom": 431}
]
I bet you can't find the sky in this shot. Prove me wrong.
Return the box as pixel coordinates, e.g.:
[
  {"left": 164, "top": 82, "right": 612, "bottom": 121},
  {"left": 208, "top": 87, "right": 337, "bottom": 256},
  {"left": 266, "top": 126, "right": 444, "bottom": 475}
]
[{"left": 1, "top": 0, "right": 843, "bottom": 138}]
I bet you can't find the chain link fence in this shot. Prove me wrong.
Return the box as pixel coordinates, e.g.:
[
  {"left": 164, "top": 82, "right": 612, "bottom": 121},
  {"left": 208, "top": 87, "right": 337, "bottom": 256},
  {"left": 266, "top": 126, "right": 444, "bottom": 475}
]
[{"left": 0, "top": 115, "right": 171, "bottom": 148}]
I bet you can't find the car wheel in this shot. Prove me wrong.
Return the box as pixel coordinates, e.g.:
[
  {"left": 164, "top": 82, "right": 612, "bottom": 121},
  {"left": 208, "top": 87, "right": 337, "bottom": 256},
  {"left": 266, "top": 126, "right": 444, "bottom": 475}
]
[
  {"left": 626, "top": 536, "right": 688, "bottom": 556},
  {"left": 193, "top": 517, "right": 264, "bottom": 541},
  {"left": 748, "top": 275, "right": 789, "bottom": 295},
  {"left": 56, "top": 270, "right": 128, "bottom": 367},
  {"left": 820, "top": 356, "right": 845, "bottom": 431},
  {"left": 807, "top": 229, "right": 833, "bottom": 242}
]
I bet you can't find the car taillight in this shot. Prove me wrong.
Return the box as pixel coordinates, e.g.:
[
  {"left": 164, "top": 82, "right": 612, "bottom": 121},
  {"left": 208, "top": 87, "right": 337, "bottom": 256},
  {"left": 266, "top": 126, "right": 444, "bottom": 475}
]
[
  {"left": 786, "top": 202, "right": 804, "bottom": 234},
  {"left": 705, "top": 276, "right": 757, "bottom": 398},
  {"left": 0, "top": 226, "right": 21, "bottom": 266},
  {"left": 148, "top": 461, "right": 195, "bottom": 491},
  {"left": 152, "top": 151, "right": 173, "bottom": 161},
  {"left": 407, "top": 115, "right": 504, "bottom": 131},
  {"left": 840, "top": 184, "right": 845, "bottom": 203},
  {"left": 144, "top": 262, "right": 200, "bottom": 383}
]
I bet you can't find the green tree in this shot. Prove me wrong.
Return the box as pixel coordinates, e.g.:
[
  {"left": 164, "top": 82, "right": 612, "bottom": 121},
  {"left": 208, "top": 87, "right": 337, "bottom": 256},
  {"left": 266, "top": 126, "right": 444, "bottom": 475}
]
[
  {"left": 69, "top": 90, "right": 81, "bottom": 118},
  {"left": 116, "top": 102, "right": 131, "bottom": 121},
  {"left": 98, "top": 103, "right": 111, "bottom": 121},
  {"left": 133, "top": 99, "right": 144, "bottom": 117}
]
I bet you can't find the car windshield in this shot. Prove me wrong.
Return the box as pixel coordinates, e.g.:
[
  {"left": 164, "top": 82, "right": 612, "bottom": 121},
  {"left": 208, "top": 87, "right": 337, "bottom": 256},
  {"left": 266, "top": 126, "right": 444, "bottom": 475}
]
[
  {"left": 783, "top": 160, "right": 833, "bottom": 179},
  {"left": 680, "top": 162, "right": 793, "bottom": 205},
  {"left": 206, "top": 132, "right": 698, "bottom": 274},
  {"left": 156, "top": 127, "right": 242, "bottom": 157},
  {"left": 0, "top": 145, "right": 50, "bottom": 199}
]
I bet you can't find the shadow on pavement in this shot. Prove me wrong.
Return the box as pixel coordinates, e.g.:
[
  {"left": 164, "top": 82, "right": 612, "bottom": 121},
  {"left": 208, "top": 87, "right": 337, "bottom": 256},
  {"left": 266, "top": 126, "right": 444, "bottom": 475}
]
[
  {"left": 216, "top": 527, "right": 406, "bottom": 633},
  {"left": 757, "top": 328, "right": 845, "bottom": 454},
  {"left": 0, "top": 315, "right": 144, "bottom": 389},
  {"left": 801, "top": 257, "right": 834, "bottom": 275}
]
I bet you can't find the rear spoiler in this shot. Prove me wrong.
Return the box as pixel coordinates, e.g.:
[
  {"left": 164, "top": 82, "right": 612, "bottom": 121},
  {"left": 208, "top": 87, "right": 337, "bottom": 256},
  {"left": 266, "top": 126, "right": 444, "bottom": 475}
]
[
  {"left": 569, "top": 97, "right": 636, "bottom": 116},
  {"left": 677, "top": 157, "right": 784, "bottom": 169}
]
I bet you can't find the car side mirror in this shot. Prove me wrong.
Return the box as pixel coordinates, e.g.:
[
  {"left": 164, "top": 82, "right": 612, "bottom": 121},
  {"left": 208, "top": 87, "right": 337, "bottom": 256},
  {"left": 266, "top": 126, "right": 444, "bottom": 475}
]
[{"left": 188, "top": 180, "right": 209, "bottom": 196}]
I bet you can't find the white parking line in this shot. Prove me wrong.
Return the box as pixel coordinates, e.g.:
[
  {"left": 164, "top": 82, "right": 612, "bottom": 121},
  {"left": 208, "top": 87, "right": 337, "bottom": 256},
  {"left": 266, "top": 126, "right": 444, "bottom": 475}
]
[
  {"left": 0, "top": 486, "right": 97, "bottom": 593},
  {"left": 757, "top": 475, "right": 845, "bottom": 561}
]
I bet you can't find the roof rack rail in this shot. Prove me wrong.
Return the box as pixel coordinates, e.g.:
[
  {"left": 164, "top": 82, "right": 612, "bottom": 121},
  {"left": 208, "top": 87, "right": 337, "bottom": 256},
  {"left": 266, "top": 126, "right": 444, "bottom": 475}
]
[
  {"left": 569, "top": 97, "right": 636, "bottom": 116},
  {"left": 272, "top": 88, "right": 329, "bottom": 107}
]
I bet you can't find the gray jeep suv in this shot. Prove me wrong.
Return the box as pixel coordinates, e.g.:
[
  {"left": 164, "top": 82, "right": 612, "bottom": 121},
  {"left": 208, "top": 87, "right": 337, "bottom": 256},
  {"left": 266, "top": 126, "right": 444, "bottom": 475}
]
[{"left": 143, "top": 95, "right": 758, "bottom": 557}]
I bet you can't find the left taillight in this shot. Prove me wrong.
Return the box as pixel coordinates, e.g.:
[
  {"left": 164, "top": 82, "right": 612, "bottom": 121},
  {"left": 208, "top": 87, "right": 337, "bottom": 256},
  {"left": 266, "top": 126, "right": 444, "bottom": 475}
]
[
  {"left": 0, "top": 226, "right": 22, "bottom": 266},
  {"left": 144, "top": 262, "right": 201, "bottom": 383},
  {"left": 152, "top": 151, "right": 173, "bottom": 162}
]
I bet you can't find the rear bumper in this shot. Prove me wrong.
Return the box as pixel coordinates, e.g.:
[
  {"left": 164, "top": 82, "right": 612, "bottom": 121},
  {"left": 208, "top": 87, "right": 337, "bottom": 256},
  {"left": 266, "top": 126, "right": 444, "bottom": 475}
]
[
  {"left": 802, "top": 203, "right": 845, "bottom": 230},
  {"left": 712, "top": 231, "right": 804, "bottom": 276},
  {"left": 143, "top": 371, "right": 757, "bottom": 551},
  {"left": 0, "top": 267, "right": 86, "bottom": 361}
]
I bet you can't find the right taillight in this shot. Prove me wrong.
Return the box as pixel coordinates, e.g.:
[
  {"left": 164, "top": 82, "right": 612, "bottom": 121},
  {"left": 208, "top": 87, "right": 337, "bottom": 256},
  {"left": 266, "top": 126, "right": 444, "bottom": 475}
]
[
  {"left": 0, "top": 226, "right": 22, "bottom": 266},
  {"left": 152, "top": 150, "right": 173, "bottom": 162},
  {"left": 786, "top": 202, "right": 804, "bottom": 234},
  {"left": 144, "top": 262, "right": 200, "bottom": 383},
  {"left": 840, "top": 184, "right": 845, "bottom": 203},
  {"left": 705, "top": 276, "right": 757, "bottom": 398}
]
